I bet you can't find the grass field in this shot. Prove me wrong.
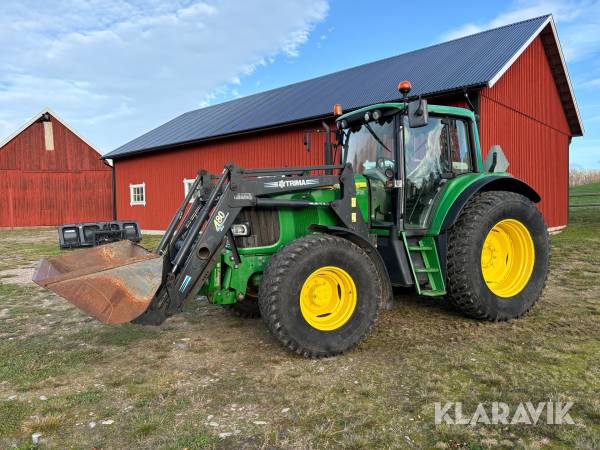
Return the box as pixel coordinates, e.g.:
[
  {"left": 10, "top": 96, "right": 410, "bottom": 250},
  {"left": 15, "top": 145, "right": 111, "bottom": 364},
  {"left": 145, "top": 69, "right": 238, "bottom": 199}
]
[
  {"left": 568, "top": 182, "right": 600, "bottom": 207},
  {"left": 0, "top": 190, "right": 598, "bottom": 449}
]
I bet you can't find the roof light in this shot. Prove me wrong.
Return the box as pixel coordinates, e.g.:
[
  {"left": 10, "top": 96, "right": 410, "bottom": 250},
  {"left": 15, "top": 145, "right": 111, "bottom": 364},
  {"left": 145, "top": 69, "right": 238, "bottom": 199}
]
[
  {"left": 333, "top": 103, "right": 343, "bottom": 116},
  {"left": 364, "top": 111, "right": 371, "bottom": 122},
  {"left": 398, "top": 80, "right": 412, "bottom": 96},
  {"left": 372, "top": 109, "right": 381, "bottom": 121}
]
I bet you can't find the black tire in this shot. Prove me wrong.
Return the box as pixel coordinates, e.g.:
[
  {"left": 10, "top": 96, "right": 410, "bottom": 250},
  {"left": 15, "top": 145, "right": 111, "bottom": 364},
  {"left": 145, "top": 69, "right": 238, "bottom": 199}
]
[
  {"left": 446, "top": 191, "right": 549, "bottom": 321},
  {"left": 258, "top": 234, "right": 383, "bottom": 357}
]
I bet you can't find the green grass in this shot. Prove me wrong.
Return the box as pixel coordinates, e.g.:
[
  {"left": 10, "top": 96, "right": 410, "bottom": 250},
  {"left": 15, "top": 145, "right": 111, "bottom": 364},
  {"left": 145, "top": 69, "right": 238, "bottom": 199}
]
[
  {"left": 0, "top": 229, "right": 60, "bottom": 271},
  {"left": 172, "top": 428, "right": 214, "bottom": 450},
  {"left": 569, "top": 182, "right": 600, "bottom": 206},
  {"left": 68, "top": 323, "right": 159, "bottom": 347},
  {"left": 0, "top": 400, "right": 33, "bottom": 436},
  {"left": 63, "top": 388, "right": 105, "bottom": 406},
  {"left": 570, "top": 182, "right": 600, "bottom": 194},
  {"left": 0, "top": 197, "right": 599, "bottom": 448},
  {"left": 0, "top": 337, "right": 103, "bottom": 391},
  {"left": 140, "top": 233, "right": 162, "bottom": 250}
]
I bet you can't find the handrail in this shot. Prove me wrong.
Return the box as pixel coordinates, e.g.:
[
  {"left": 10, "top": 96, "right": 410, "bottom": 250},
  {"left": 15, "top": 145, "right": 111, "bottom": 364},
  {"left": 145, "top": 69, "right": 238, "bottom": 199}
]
[{"left": 242, "top": 164, "right": 345, "bottom": 175}]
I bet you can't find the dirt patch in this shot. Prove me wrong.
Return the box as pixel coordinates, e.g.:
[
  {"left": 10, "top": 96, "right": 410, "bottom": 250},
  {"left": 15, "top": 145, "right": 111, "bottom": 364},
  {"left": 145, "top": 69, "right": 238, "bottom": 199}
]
[
  {"left": 0, "top": 267, "right": 36, "bottom": 285},
  {"left": 0, "top": 229, "right": 56, "bottom": 244}
]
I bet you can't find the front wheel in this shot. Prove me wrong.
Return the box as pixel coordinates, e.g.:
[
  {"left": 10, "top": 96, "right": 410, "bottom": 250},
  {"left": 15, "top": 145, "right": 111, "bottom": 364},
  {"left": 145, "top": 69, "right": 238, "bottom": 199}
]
[
  {"left": 446, "top": 191, "right": 549, "bottom": 321},
  {"left": 259, "top": 234, "right": 383, "bottom": 357}
]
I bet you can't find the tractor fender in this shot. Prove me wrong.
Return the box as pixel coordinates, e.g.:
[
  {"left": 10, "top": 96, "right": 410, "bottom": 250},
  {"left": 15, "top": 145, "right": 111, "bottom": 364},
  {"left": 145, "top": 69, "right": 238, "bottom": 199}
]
[
  {"left": 308, "top": 224, "right": 394, "bottom": 309},
  {"left": 440, "top": 175, "right": 541, "bottom": 232}
]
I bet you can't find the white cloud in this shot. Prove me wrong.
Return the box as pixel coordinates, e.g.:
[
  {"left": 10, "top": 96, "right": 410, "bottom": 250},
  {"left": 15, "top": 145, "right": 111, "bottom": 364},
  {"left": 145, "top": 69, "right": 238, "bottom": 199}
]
[
  {"left": 0, "top": 0, "right": 329, "bottom": 152},
  {"left": 441, "top": 0, "right": 600, "bottom": 62}
]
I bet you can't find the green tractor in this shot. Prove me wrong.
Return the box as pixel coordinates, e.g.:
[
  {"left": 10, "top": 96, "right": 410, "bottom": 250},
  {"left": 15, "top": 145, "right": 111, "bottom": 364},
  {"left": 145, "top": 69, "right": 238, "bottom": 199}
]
[{"left": 34, "top": 81, "right": 549, "bottom": 357}]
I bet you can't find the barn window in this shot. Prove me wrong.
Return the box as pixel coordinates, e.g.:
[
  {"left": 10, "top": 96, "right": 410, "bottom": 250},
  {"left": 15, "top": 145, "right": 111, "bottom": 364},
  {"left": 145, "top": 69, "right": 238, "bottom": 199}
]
[
  {"left": 130, "top": 183, "right": 146, "bottom": 206},
  {"left": 44, "top": 121, "right": 54, "bottom": 151},
  {"left": 183, "top": 178, "right": 196, "bottom": 202}
]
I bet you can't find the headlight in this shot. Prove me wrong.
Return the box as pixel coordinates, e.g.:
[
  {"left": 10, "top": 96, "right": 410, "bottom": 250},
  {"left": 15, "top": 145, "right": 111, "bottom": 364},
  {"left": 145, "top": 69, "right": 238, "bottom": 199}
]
[
  {"left": 231, "top": 223, "right": 251, "bottom": 237},
  {"left": 372, "top": 109, "right": 381, "bottom": 121},
  {"left": 364, "top": 111, "right": 371, "bottom": 121}
]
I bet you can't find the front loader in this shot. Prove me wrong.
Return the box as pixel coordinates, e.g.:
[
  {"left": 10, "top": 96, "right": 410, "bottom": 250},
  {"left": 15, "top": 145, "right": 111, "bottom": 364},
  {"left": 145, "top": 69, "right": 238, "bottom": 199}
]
[{"left": 34, "top": 81, "right": 550, "bottom": 357}]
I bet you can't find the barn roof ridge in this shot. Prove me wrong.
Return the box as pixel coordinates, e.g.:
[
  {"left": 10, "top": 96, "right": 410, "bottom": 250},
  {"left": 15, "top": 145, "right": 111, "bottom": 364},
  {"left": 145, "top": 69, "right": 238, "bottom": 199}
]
[
  {"left": 105, "top": 14, "right": 582, "bottom": 159},
  {"left": 0, "top": 107, "right": 104, "bottom": 158}
]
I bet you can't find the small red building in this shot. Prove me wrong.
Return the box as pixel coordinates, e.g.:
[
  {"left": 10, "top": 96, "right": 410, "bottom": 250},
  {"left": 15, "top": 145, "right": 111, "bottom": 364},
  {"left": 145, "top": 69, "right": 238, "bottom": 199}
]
[
  {"left": 0, "top": 109, "right": 113, "bottom": 227},
  {"left": 104, "top": 15, "right": 582, "bottom": 231}
]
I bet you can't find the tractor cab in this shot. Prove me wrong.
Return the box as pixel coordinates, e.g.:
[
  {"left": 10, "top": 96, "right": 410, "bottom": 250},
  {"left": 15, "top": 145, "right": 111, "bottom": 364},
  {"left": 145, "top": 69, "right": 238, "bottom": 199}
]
[{"left": 336, "top": 81, "right": 479, "bottom": 231}]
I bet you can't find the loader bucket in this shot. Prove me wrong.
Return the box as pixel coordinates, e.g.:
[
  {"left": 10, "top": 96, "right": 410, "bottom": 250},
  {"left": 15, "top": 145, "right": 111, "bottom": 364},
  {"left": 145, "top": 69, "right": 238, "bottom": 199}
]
[{"left": 32, "top": 240, "right": 163, "bottom": 324}]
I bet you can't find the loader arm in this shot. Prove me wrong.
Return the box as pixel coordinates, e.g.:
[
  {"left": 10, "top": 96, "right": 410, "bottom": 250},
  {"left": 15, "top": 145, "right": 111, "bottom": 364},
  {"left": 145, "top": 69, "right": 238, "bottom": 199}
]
[{"left": 134, "top": 162, "right": 367, "bottom": 325}]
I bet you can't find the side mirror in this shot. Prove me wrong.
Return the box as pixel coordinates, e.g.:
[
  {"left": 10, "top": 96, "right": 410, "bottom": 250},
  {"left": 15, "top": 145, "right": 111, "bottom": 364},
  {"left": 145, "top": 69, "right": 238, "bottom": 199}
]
[
  {"left": 303, "top": 131, "right": 311, "bottom": 152},
  {"left": 408, "top": 98, "right": 428, "bottom": 128}
]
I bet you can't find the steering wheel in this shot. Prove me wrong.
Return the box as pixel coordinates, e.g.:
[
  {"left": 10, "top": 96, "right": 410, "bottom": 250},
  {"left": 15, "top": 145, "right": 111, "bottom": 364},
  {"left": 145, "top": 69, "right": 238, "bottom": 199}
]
[
  {"left": 375, "top": 157, "right": 390, "bottom": 169},
  {"left": 362, "top": 157, "right": 394, "bottom": 182},
  {"left": 377, "top": 157, "right": 395, "bottom": 180}
]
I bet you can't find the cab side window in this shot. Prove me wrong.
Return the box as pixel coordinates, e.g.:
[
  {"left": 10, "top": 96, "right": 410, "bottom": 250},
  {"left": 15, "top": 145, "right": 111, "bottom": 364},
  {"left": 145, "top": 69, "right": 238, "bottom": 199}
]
[
  {"left": 403, "top": 116, "right": 474, "bottom": 228},
  {"left": 447, "top": 119, "right": 472, "bottom": 174}
]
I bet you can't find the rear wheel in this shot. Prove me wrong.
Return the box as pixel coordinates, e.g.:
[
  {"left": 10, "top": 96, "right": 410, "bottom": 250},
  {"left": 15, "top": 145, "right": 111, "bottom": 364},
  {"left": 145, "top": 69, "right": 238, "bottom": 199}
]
[
  {"left": 259, "top": 234, "right": 382, "bottom": 357},
  {"left": 446, "top": 191, "right": 549, "bottom": 320}
]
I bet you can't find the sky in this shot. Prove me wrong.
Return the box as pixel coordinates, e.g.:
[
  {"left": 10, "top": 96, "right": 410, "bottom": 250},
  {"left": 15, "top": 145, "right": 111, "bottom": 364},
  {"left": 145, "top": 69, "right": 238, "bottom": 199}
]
[{"left": 0, "top": 0, "right": 599, "bottom": 168}]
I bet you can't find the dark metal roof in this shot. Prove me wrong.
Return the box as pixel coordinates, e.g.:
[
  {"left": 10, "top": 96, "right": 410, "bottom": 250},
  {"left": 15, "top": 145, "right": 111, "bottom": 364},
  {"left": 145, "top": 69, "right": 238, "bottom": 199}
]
[{"left": 106, "top": 14, "right": 580, "bottom": 159}]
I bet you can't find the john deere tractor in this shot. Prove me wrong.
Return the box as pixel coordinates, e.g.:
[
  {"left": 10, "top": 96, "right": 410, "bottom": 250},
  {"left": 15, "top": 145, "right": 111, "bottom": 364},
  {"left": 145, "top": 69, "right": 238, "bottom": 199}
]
[{"left": 34, "top": 82, "right": 549, "bottom": 357}]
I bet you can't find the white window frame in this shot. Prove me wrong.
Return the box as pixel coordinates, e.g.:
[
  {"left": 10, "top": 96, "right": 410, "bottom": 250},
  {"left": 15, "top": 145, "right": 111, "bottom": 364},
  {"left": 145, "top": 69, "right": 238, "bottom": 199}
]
[
  {"left": 183, "top": 178, "right": 196, "bottom": 202},
  {"left": 130, "top": 183, "right": 146, "bottom": 206}
]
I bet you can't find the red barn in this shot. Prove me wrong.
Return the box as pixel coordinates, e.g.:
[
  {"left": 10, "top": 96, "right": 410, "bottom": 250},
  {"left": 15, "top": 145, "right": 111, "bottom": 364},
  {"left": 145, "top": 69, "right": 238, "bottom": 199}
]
[
  {"left": 104, "top": 15, "right": 582, "bottom": 231},
  {"left": 0, "top": 109, "right": 113, "bottom": 227}
]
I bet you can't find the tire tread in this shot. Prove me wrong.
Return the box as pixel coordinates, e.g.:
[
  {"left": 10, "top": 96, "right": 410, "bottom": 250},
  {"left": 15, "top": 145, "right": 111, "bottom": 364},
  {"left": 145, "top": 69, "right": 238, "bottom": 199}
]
[
  {"left": 259, "top": 234, "right": 382, "bottom": 357},
  {"left": 446, "top": 191, "right": 549, "bottom": 321}
]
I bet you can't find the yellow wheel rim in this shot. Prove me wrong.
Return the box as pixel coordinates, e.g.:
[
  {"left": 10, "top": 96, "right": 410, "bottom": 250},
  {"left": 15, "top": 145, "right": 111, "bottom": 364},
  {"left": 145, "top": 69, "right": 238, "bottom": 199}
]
[
  {"left": 481, "top": 219, "right": 535, "bottom": 297},
  {"left": 299, "top": 266, "right": 357, "bottom": 331}
]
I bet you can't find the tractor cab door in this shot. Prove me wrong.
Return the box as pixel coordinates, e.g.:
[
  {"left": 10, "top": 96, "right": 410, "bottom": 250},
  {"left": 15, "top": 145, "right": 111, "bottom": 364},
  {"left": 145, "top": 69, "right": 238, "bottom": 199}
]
[
  {"left": 344, "top": 115, "right": 398, "bottom": 228},
  {"left": 342, "top": 113, "right": 412, "bottom": 286},
  {"left": 402, "top": 115, "right": 473, "bottom": 229}
]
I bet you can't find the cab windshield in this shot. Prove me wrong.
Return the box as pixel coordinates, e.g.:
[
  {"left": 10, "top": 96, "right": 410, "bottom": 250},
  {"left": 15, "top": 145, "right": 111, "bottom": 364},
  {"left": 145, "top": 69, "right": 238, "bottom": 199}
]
[
  {"left": 342, "top": 114, "right": 396, "bottom": 226},
  {"left": 343, "top": 116, "right": 395, "bottom": 177}
]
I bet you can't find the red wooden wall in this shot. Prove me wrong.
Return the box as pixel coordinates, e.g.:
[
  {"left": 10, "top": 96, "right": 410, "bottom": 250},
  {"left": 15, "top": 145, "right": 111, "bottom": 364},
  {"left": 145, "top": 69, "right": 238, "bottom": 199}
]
[
  {"left": 0, "top": 115, "right": 113, "bottom": 227},
  {"left": 479, "top": 36, "right": 570, "bottom": 228},
  {"left": 115, "top": 37, "right": 571, "bottom": 230},
  {"left": 115, "top": 124, "right": 328, "bottom": 230}
]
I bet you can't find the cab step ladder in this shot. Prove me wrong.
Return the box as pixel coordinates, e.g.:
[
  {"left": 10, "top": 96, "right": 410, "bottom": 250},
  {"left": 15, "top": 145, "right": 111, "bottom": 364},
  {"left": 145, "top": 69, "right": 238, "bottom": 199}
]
[{"left": 401, "top": 234, "right": 446, "bottom": 296}]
